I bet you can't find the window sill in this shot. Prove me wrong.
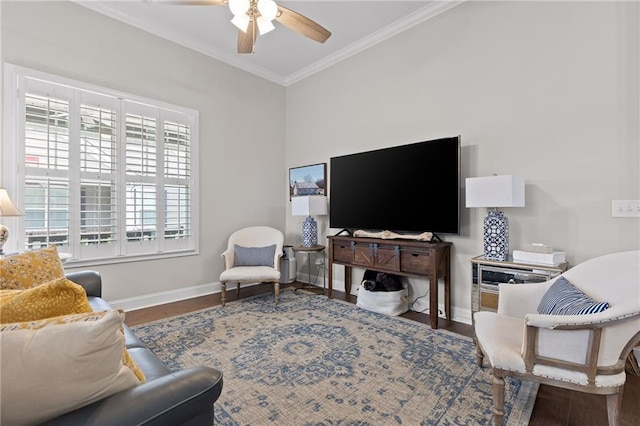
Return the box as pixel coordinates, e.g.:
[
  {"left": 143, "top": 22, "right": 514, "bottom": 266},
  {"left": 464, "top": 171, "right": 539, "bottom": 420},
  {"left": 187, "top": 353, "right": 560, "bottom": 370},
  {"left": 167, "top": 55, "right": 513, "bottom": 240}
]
[{"left": 62, "top": 249, "right": 199, "bottom": 269}]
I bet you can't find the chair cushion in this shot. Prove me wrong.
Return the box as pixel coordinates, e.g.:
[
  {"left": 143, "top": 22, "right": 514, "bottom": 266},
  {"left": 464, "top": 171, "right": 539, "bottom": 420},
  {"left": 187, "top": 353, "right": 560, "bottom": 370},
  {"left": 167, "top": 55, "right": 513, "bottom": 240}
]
[
  {"left": 220, "top": 266, "right": 280, "bottom": 283},
  {"left": 233, "top": 244, "right": 276, "bottom": 267},
  {"left": 537, "top": 277, "right": 610, "bottom": 315}
]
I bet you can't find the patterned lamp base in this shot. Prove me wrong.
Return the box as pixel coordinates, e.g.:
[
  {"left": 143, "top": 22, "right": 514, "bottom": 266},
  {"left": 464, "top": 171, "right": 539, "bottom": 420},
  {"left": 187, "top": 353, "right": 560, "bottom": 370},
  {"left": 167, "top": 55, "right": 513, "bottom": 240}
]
[
  {"left": 302, "top": 216, "right": 318, "bottom": 247},
  {"left": 483, "top": 210, "right": 509, "bottom": 261},
  {"left": 0, "top": 224, "right": 8, "bottom": 255}
]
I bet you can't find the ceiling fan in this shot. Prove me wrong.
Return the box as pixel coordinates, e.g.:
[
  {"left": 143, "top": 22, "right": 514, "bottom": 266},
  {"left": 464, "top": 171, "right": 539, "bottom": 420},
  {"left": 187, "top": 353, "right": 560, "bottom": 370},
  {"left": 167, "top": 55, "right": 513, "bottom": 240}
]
[{"left": 164, "top": 0, "right": 331, "bottom": 54}]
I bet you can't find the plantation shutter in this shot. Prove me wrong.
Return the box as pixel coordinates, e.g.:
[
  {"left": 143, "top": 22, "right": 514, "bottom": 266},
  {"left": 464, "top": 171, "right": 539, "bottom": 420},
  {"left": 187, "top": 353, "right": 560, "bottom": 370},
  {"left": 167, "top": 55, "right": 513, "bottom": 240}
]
[
  {"left": 76, "top": 92, "right": 120, "bottom": 259},
  {"left": 163, "top": 121, "right": 191, "bottom": 240},
  {"left": 23, "top": 88, "right": 71, "bottom": 250},
  {"left": 7, "top": 64, "right": 198, "bottom": 262}
]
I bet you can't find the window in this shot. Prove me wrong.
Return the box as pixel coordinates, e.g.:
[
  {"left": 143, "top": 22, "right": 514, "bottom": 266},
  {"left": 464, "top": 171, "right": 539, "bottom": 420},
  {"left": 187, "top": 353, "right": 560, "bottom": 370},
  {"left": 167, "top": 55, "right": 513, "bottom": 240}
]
[{"left": 3, "top": 64, "right": 199, "bottom": 263}]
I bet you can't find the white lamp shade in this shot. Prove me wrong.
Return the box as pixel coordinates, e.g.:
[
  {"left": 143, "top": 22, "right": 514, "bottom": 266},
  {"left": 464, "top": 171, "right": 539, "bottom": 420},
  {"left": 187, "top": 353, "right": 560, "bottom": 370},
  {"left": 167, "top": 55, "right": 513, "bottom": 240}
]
[
  {"left": 0, "top": 188, "right": 23, "bottom": 216},
  {"left": 292, "top": 196, "right": 327, "bottom": 217},
  {"left": 465, "top": 175, "right": 525, "bottom": 208}
]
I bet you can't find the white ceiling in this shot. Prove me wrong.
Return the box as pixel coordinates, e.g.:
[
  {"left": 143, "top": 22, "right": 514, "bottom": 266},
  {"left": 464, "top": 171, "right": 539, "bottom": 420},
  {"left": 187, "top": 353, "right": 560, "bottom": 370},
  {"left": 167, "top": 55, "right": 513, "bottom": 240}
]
[{"left": 74, "top": 0, "right": 463, "bottom": 86}]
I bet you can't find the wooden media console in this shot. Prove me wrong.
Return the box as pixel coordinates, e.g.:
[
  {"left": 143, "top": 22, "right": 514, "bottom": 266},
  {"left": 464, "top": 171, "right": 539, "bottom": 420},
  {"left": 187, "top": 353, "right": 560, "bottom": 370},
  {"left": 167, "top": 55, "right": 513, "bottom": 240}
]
[{"left": 327, "top": 235, "right": 452, "bottom": 329}]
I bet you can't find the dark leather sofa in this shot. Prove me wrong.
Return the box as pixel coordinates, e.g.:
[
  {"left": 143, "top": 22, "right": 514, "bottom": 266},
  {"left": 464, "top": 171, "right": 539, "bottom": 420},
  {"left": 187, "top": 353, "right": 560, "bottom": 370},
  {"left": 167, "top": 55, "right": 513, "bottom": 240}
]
[{"left": 41, "top": 270, "right": 223, "bottom": 426}]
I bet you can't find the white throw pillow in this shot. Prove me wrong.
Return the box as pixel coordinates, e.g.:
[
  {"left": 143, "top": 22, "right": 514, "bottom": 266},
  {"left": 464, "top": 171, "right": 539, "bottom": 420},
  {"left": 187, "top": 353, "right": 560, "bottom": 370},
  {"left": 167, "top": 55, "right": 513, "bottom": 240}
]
[{"left": 0, "top": 310, "right": 142, "bottom": 425}]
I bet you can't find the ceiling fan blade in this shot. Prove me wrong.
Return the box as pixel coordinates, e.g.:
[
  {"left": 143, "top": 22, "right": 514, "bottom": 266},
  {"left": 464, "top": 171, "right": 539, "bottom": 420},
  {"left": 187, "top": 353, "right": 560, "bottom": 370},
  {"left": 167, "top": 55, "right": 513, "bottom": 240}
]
[
  {"left": 237, "top": 23, "right": 257, "bottom": 54},
  {"left": 275, "top": 5, "right": 331, "bottom": 44}
]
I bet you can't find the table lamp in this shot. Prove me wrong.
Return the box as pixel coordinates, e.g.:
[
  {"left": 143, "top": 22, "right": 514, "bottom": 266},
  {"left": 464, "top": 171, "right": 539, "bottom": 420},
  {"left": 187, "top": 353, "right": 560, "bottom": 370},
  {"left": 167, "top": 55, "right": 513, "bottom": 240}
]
[
  {"left": 465, "top": 175, "right": 525, "bottom": 261},
  {"left": 292, "top": 195, "right": 327, "bottom": 247},
  {"left": 0, "top": 188, "right": 24, "bottom": 255}
]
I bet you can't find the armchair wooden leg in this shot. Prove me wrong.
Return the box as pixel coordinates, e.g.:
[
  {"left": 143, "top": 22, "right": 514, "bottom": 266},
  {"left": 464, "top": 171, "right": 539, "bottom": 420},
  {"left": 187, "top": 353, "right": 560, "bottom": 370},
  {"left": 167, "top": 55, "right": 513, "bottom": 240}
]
[
  {"left": 274, "top": 282, "right": 280, "bottom": 304},
  {"left": 606, "top": 389, "right": 622, "bottom": 426},
  {"left": 221, "top": 282, "right": 227, "bottom": 307},
  {"left": 492, "top": 371, "right": 505, "bottom": 426},
  {"left": 475, "top": 340, "right": 485, "bottom": 367}
]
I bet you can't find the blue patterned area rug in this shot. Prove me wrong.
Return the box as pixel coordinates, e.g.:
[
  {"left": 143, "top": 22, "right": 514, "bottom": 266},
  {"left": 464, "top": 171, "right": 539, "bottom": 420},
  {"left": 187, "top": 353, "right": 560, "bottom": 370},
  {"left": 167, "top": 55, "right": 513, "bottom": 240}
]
[{"left": 132, "top": 289, "right": 537, "bottom": 425}]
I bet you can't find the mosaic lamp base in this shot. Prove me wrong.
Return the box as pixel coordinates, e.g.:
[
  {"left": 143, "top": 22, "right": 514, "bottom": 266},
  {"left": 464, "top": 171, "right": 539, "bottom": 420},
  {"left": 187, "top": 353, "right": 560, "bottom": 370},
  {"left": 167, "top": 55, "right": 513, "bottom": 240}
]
[
  {"left": 301, "top": 216, "right": 318, "bottom": 247},
  {"left": 0, "top": 224, "right": 8, "bottom": 255},
  {"left": 483, "top": 210, "right": 509, "bottom": 261}
]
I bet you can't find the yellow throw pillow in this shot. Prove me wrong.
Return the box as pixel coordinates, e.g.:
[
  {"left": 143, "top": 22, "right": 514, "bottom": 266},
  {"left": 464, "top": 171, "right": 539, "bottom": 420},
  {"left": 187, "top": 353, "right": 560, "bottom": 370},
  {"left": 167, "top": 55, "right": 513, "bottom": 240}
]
[
  {"left": 0, "top": 310, "right": 145, "bottom": 425},
  {"left": 0, "top": 277, "right": 92, "bottom": 324},
  {"left": 0, "top": 245, "right": 65, "bottom": 290}
]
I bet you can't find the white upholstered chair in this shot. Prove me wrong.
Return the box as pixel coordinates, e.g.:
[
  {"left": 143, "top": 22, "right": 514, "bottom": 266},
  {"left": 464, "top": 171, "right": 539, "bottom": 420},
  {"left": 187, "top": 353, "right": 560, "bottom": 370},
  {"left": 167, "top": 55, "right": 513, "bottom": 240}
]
[
  {"left": 474, "top": 250, "right": 640, "bottom": 426},
  {"left": 220, "top": 226, "right": 284, "bottom": 306}
]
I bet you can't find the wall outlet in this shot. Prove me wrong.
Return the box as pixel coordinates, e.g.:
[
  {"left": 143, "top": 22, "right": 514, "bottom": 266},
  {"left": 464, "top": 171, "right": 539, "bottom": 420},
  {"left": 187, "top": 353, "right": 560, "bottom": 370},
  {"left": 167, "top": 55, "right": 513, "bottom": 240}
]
[
  {"left": 611, "top": 200, "right": 640, "bottom": 217},
  {"left": 612, "top": 200, "right": 640, "bottom": 218}
]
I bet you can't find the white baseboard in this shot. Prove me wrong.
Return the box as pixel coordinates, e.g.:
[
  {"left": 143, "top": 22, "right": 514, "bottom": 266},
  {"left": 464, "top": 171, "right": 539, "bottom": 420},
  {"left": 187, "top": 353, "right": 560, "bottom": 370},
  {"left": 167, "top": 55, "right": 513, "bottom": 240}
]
[{"left": 109, "top": 282, "right": 220, "bottom": 312}]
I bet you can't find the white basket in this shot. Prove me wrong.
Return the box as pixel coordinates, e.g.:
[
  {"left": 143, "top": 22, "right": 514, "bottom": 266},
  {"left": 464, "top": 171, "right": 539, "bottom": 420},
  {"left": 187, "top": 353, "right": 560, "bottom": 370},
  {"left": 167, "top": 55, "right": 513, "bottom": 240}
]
[{"left": 356, "top": 286, "right": 408, "bottom": 316}]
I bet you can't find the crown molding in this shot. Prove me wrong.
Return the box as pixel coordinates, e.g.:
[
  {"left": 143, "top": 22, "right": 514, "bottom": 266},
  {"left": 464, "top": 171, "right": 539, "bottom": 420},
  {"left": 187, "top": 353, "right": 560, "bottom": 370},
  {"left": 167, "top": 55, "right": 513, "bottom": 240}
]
[
  {"left": 283, "top": 0, "right": 465, "bottom": 86},
  {"left": 72, "top": 1, "right": 464, "bottom": 86}
]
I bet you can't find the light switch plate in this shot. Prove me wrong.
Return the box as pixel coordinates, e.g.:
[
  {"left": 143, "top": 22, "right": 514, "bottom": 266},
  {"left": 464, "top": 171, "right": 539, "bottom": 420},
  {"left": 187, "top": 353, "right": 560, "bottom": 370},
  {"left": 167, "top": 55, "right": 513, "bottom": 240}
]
[{"left": 612, "top": 200, "right": 640, "bottom": 218}]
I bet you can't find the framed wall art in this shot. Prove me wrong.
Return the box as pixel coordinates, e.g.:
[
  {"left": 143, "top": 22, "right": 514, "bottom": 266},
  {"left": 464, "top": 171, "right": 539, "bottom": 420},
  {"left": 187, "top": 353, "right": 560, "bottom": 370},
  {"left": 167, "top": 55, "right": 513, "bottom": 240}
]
[{"left": 289, "top": 163, "right": 326, "bottom": 199}]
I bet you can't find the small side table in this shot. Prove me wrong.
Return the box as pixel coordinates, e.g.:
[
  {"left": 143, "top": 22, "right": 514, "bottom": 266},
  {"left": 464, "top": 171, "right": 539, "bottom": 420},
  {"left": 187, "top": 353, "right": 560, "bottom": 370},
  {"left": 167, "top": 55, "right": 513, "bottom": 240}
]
[{"left": 292, "top": 245, "right": 326, "bottom": 295}]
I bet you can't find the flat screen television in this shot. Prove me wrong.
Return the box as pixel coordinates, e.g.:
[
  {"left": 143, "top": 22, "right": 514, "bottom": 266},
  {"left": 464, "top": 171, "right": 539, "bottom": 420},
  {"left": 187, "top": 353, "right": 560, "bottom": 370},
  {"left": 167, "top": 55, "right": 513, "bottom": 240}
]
[{"left": 329, "top": 136, "right": 460, "bottom": 237}]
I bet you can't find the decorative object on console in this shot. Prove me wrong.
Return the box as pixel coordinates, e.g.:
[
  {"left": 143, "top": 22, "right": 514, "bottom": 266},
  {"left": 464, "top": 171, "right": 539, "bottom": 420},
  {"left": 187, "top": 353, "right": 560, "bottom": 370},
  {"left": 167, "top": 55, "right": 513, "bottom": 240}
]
[
  {"left": 513, "top": 250, "right": 566, "bottom": 266},
  {"left": 465, "top": 175, "right": 525, "bottom": 261},
  {"left": 522, "top": 243, "right": 554, "bottom": 254},
  {"left": 353, "top": 229, "right": 433, "bottom": 241},
  {"left": 0, "top": 188, "right": 23, "bottom": 255},
  {"left": 292, "top": 196, "right": 327, "bottom": 247}
]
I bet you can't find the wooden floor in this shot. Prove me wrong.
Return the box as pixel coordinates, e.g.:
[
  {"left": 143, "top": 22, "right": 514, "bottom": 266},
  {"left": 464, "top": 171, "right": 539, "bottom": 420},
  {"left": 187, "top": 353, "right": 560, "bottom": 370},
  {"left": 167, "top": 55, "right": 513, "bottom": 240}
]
[{"left": 125, "top": 282, "right": 640, "bottom": 426}]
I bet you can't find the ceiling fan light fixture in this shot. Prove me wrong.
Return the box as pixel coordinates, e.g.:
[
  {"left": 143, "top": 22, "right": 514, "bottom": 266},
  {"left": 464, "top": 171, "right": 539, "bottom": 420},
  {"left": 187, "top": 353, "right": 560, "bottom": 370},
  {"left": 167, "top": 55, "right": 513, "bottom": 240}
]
[
  {"left": 257, "top": 0, "right": 278, "bottom": 22},
  {"left": 256, "top": 16, "right": 275, "bottom": 35},
  {"left": 228, "top": 0, "right": 250, "bottom": 17},
  {"left": 231, "top": 14, "right": 250, "bottom": 32}
]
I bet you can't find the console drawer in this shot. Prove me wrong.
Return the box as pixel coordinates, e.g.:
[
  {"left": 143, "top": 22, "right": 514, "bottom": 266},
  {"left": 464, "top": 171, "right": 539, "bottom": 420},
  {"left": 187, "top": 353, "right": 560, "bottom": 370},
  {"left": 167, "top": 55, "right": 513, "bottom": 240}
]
[
  {"left": 375, "top": 246, "right": 400, "bottom": 271},
  {"left": 332, "top": 243, "right": 353, "bottom": 263},
  {"left": 400, "top": 250, "right": 432, "bottom": 275},
  {"left": 353, "top": 243, "right": 374, "bottom": 266}
]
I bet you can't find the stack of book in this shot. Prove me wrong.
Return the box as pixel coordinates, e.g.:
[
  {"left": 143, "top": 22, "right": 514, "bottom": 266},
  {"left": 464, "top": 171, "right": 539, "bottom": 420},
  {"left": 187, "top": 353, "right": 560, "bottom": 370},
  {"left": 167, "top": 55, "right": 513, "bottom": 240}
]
[{"left": 513, "top": 244, "right": 566, "bottom": 266}]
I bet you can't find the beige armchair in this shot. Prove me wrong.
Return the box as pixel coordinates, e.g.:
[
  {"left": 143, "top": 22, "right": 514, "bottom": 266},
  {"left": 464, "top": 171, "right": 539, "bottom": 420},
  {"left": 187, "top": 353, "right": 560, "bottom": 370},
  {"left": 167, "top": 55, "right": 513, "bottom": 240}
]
[
  {"left": 220, "top": 226, "right": 284, "bottom": 306},
  {"left": 474, "top": 250, "right": 640, "bottom": 426}
]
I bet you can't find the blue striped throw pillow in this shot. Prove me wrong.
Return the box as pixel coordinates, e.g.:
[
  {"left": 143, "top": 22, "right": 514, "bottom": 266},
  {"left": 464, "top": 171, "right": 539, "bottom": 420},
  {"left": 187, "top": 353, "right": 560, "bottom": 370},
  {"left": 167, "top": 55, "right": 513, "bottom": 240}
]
[{"left": 537, "top": 276, "right": 610, "bottom": 315}]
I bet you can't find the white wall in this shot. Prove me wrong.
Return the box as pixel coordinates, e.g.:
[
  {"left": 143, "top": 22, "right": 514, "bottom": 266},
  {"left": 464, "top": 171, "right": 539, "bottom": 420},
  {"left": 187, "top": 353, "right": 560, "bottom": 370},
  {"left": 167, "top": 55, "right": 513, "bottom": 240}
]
[
  {"left": 1, "top": 1, "right": 287, "bottom": 304},
  {"left": 286, "top": 1, "right": 640, "bottom": 322}
]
